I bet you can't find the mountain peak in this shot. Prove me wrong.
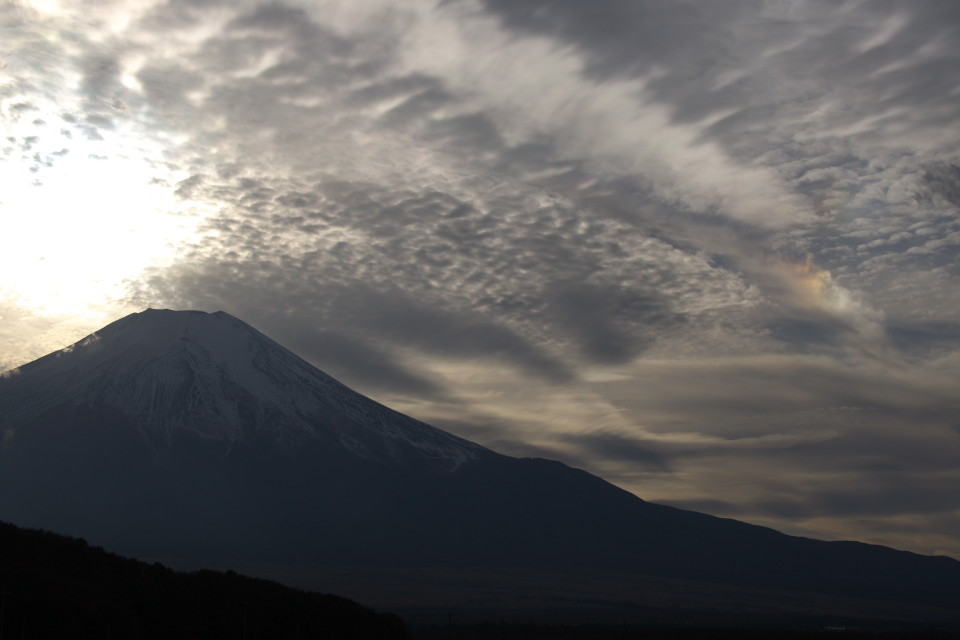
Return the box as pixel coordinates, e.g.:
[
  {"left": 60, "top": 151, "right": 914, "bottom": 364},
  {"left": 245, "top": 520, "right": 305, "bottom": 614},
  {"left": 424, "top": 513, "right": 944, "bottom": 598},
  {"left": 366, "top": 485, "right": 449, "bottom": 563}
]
[
  {"left": 1, "top": 309, "right": 483, "bottom": 470},
  {"left": 93, "top": 308, "right": 249, "bottom": 350}
]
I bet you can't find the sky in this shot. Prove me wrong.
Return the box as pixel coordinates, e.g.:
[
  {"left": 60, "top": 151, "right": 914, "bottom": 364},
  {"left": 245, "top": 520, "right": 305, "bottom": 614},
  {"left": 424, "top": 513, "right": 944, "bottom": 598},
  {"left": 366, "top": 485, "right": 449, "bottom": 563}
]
[{"left": 2, "top": 0, "right": 960, "bottom": 558}]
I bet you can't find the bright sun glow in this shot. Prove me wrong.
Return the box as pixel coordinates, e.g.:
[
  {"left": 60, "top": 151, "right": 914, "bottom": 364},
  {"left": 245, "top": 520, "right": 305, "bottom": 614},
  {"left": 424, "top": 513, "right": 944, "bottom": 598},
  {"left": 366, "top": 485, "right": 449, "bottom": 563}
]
[{"left": 0, "top": 109, "right": 201, "bottom": 320}]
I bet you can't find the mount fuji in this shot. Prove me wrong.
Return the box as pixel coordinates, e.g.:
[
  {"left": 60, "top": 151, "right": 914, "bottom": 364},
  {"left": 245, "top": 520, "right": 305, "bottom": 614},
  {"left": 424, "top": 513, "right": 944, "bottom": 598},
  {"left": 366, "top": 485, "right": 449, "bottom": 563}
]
[{"left": 2, "top": 309, "right": 959, "bottom": 625}]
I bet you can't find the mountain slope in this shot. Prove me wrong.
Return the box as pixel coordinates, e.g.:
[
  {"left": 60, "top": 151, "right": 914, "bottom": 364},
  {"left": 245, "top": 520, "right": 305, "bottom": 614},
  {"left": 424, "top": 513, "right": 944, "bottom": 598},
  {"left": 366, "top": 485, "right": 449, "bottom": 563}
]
[
  {"left": 1, "top": 309, "right": 959, "bottom": 623},
  {"left": 0, "top": 309, "right": 482, "bottom": 469},
  {"left": 0, "top": 520, "right": 407, "bottom": 640}
]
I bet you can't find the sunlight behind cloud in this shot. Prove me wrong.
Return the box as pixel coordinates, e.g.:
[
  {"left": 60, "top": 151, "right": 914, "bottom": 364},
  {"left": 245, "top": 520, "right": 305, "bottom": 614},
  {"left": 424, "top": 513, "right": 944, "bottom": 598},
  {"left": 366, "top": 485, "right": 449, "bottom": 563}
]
[{"left": 0, "top": 111, "right": 200, "bottom": 320}]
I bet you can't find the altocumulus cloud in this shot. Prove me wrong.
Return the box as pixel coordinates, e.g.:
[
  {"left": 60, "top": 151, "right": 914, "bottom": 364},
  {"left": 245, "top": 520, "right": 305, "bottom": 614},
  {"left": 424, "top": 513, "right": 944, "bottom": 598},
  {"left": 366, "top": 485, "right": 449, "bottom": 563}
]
[{"left": 3, "top": 0, "right": 960, "bottom": 558}]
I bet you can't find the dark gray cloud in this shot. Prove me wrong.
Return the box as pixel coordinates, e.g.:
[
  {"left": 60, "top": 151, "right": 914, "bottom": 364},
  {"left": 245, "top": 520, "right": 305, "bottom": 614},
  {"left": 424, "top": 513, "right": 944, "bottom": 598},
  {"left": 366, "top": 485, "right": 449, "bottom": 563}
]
[
  {"left": 264, "top": 324, "right": 447, "bottom": 400},
  {"left": 919, "top": 162, "right": 960, "bottom": 209},
  {"left": 888, "top": 321, "right": 960, "bottom": 359},
  {"left": 809, "top": 482, "right": 959, "bottom": 519},
  {"left": 562, "top": 430, "right": 672, "bottom": 472},
  {"left": 548, "top": 281, "right": 684, "bottom": 364},
  {"left": 478, "top": 0, "right": 761, "bottom": 83}
]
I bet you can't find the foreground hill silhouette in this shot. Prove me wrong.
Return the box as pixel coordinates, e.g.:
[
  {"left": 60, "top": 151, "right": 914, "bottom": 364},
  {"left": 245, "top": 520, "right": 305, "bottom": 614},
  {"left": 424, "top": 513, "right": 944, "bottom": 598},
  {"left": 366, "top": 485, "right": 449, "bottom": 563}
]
[
  {"left": 0, "top": 520, "right": 407, "bottom": 639},
  {"left": 1, "top": 309, "right": 959, "bottom": 626}
]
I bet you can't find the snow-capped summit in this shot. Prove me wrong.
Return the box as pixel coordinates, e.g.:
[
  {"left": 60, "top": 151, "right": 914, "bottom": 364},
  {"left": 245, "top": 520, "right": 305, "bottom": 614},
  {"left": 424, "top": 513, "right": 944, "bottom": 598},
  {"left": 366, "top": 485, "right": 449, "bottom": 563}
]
[{"left": 0, "top": 308, "right": 482, "bottom": 470}]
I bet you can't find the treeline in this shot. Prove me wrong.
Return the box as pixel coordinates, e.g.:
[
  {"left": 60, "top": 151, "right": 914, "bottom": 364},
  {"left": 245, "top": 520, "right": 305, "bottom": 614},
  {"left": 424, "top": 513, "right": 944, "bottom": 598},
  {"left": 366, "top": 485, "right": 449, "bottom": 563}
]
[
  {"left": 412, "top": 622, "right": 958, "bottom": 640},
  {"left": 0, "top": 520, "right": 408, "bottom": 639}
]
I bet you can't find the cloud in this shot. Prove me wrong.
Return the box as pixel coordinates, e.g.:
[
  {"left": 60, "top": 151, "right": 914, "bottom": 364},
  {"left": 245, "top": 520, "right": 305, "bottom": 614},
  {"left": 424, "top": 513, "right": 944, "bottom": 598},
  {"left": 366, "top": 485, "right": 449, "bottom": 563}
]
[
  {"left": 267, "top": 325, "right": 448, "bottom": 400},
  {"left": 562, "top": 429, "right": 672, "bottom": 472},
  {"left": 6, "top": 0, "right": 960, "bottom": 559},
  {"left": 918, "top": 162, "right": 960, "bottom": 209},
  {"left": 594, "top": 356, "right": 959, "bottom": 437},
  {"left": 547, "top": 281, "right": 684, "bottom": 364},
  {"left": 809, "top": 481, "right": 960, "bottom": 519}
]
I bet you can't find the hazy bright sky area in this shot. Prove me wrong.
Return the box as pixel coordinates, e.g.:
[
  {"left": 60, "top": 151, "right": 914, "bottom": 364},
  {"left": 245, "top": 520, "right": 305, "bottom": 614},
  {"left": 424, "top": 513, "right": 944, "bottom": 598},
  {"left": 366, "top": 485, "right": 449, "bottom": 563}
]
[{"left": 3, "top": 0, "right": 960, "bottom": 558}]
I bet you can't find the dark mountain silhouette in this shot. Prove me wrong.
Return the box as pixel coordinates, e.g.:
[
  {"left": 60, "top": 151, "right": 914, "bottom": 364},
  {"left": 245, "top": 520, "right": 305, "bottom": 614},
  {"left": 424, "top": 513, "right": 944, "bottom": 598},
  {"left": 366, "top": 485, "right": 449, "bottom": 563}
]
[
  {"left": 1, "top": 309, "right": 958, "bottom": 625},
  {"left": 0, "top": 520, "right": 407, "bottom": 639}
]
